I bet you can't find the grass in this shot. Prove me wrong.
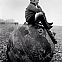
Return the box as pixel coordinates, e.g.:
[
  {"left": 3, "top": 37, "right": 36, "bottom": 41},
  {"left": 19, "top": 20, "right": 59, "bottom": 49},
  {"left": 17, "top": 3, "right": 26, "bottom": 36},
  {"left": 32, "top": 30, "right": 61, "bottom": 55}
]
[{"left": 0, "top": 23, "right": 62, "bottom": 62}]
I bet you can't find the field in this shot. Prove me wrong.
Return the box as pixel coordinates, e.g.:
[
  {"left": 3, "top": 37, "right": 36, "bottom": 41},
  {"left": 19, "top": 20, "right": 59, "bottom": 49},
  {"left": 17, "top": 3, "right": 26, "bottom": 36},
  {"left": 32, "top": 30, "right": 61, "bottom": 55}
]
[
  {"left": 0, "top": 23, "right": 62, "bottom": 62},
  {"left": 0, "top": 22, "right": 18, "bottom": 61}
]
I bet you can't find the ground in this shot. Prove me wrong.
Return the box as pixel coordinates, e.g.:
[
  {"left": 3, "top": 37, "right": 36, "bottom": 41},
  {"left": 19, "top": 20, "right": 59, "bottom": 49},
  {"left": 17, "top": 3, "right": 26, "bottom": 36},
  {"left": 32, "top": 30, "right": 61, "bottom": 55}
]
[{"left": 0, "top": 23, "right": 59, "bottom": 62}]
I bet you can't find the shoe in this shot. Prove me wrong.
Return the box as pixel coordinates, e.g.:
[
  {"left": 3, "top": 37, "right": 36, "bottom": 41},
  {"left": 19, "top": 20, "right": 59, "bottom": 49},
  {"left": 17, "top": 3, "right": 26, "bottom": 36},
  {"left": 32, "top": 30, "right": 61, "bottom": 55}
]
[{"left": 48, "top": 22, "right": 53, "bottom": 25}]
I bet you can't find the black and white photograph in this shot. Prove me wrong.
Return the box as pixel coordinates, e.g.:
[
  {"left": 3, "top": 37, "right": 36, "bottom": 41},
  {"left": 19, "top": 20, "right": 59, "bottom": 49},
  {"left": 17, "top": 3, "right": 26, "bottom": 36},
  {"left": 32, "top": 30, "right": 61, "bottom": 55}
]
[{"left": 0, "top": 0, "right": 62, "bottom": 62}]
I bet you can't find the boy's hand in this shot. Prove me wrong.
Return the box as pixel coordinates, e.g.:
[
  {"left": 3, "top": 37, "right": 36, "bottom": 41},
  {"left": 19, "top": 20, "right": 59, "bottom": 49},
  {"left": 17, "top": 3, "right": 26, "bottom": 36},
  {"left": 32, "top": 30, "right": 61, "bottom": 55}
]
[
  {"left": 37, "top": 5, "right": 43, "bottom": 12},
  {"left": 37, "top": 5, "right": 41, "bottom": 8}
]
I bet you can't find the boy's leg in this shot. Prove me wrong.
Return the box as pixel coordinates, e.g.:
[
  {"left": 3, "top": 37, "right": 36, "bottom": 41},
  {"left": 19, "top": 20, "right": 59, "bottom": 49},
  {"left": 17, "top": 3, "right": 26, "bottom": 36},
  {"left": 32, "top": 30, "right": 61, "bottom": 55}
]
[
  {"left": 26, "top": 16, "right": 35, "bottom": 26},
  {"left": 35, "top": 12, "right": 53, "bottom": 30},
  {"left": 26, "top": 17, "right": 39, "bottom": 29}
]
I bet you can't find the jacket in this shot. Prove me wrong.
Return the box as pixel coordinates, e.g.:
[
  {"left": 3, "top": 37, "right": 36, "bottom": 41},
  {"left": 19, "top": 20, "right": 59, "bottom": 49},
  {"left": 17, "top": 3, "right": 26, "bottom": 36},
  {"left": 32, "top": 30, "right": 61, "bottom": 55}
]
[{"left": 25, "top": 2, "right": 42, "bottom": 22}]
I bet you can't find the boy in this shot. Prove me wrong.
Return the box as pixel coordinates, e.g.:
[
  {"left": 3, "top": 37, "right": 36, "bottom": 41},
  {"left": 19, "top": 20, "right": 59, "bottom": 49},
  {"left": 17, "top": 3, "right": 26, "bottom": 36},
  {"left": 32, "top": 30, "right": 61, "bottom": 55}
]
[
  {"left": 25, "top": 0, "right": 53, "bottom": 29},
  {"left": 25, "top": 0, "right": 57, "bottom": 44}
]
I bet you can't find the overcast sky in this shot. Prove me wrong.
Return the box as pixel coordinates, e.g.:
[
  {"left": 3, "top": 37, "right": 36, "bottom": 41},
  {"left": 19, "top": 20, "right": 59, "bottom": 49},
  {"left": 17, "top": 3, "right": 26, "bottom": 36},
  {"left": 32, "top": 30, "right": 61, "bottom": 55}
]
[{"left": 0, "top": 0, "right": 62, "bottom": 26}]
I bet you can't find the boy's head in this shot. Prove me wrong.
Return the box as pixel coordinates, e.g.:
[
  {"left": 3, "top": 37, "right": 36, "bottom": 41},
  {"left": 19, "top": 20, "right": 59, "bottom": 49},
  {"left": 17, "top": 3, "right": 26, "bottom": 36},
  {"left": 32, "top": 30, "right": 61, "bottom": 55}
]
[{"left": 30, "top": 0, "right": 39, "bottom": 5}]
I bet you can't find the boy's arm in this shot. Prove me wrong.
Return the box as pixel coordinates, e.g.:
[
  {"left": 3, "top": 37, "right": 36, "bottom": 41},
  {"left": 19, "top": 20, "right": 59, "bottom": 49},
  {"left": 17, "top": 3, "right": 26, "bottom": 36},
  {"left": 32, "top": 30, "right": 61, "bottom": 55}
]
[
  {"left": 27, "top": 4, "right": 42, "bottom": 13},
  {"left": 37, "top": 5, "right": 45, "bottom": 15}
]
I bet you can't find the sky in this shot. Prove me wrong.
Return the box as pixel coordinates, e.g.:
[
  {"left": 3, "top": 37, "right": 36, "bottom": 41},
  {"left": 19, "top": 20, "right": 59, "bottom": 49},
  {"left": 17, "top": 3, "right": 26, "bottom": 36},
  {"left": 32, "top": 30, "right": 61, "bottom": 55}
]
[{"left": 0, "top": 0, "right": 62, "bottom": 26}]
